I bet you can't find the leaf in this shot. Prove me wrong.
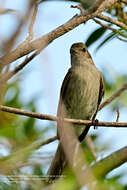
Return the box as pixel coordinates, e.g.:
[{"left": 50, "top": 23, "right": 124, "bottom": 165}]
[
  {"left": 85, "top": 26, "right": 107, "bottom": 47},
  {"left": 95, "top": 32, "right": 117, "bottom": 51}
]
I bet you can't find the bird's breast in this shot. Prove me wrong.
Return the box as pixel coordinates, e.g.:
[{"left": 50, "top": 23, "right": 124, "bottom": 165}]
[{"left": 63, "top": 64, "right": 100, "bottom": 120}]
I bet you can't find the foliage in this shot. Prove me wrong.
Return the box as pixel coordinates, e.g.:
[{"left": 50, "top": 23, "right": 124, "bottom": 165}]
[{"left": 0, "top": 78, "right": 50, "bottom": 189}]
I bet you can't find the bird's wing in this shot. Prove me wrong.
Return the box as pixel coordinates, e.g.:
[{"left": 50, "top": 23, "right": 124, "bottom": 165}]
[
  {"left": 57, "top": 68, "right": 72, "bottom": 117},
  {"left": 92, "top": 72, "right": 105, "bottom": 120},
  {"left": 78, "top": 72, "right": 105, "bottom": 142},
  {"left": 97, "top": 72, "right": 105, "bottom": 107}
]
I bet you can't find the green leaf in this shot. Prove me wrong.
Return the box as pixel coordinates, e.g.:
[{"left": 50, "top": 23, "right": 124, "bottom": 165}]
[
  {"left": 85, "top": 26, "right": 107, "bottom": 47},
  {"left": 95, "top": 32, "right": 117, "bottom": 51}
]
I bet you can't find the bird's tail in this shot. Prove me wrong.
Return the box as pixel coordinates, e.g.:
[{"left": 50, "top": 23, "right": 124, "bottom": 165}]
[
  {"left": 47, "top": 143, "right": 66, "bottom": 182},
  {"left": 47, "top": 126, "right": 90, "bottom": 182}
]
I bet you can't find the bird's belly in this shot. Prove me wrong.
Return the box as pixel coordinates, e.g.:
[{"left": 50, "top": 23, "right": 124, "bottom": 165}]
[{"left": 63, "top": 69, "right": 100, "bottom": 121}]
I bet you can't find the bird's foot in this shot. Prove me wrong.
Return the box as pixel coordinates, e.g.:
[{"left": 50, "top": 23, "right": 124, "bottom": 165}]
[{"left": 92, "top": 119, "right": 99, "bottom": 129}]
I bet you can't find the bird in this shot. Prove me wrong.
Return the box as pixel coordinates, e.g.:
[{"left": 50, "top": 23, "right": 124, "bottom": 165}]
[{"left": 47, "top": 42, "right": 104, "bottom": 181}]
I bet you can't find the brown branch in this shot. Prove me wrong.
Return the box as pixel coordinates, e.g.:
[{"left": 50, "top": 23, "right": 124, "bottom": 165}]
[
  {"left": 27, "top": 2, "right": 38, "bottom": 41},
  {"left": 94, "top": 0, "right": 118, "bottom": 14},
  {"left": 71, "top": 0, "right": 104, "bottom": 15},
  {"left": 0, "top": 0, "right": 118, "bottom": 67},
  {"left": 93, "top": 18, "right": 127, "bottom": 38},
  {"left": 99, "top": 82, "right": 127, "bottom": 110},
  {"left": 84, "top": 0, "right": 105, "bottom": 15},
  {"left": 0, "top": 50, "right": 39, "bottom": 82},
  {"left": 97, "top": 13, "right": 127, "bottom": 30},
  {"left": 0, "top": 8, "right": 17, "bottom": 15},
  {"left": 71, "top": 4, "right": 85, "bottom": 15},
  {"left": 0, "top": 104, "right": 57, "bottom": 121},
  {"left": 2, "top": 1, "right": 34, "bottom": 54},
  {"left": 30, "top": 136, "right": 58, "bottom": 150},
  {"left": 1, "top": 104, "right": 127, "bottom": 128},
  {"left": 116, "top": 108, "right": 120, "bottom": 122}
]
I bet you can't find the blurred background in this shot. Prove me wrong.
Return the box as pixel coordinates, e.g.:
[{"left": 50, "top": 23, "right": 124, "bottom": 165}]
[{"left": 0, "top": 0, "right": 127, "bottom": 189}]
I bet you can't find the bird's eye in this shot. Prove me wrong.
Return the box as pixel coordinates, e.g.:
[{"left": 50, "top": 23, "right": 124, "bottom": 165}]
[{"left": 82, "top": 48, "right": 86, "bottom": 52}]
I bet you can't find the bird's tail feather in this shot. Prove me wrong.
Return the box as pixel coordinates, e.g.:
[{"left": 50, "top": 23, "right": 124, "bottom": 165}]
[
  {"left": 47, "top": 126, "right": 90, "bottom": 182},
  {"left": 47, "top": 143, "right": 66, "bottom": 182}
]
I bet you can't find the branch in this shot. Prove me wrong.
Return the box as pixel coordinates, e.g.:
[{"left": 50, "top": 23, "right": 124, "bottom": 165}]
[
  {"left": 1, "top": 105, "right": 127, "bottom": 127},
  {"left": 92, "top": 146, "right": 127, "bottom": 178},
  {"left": 78, "top": 0, "right": 104, "bottom": 15},
  {"left": 97, "top": 13, "right": 127, "bottom": 30},
  {"left": 0, "top": 0, "right": 118, "bottom": 67},
  {"left": 71, "top": 0, "right": 104, "bottom": 15},
  {"left": 99, "top": 82, "right": 127, "bottom": 110},
  {"left": 93, "top": 18, "right": 127, "bottom": 38},
  {"left": 116, "top": 108, "right": 120, "bottom": 122},
  {"left": 0, "top": 50, "right": 40, "bottom": 82},
  {"left": 31, "top": 136, "right": 58, "bottom": 149},
  {"left": 0, "top": 136, "right": 57, "bottom": 174},
  {"left": 2, "top": 1, "right": 34, "bottom": 54},
  {"left": 27, "top": 2, "right": 38, "bottom": 41}
]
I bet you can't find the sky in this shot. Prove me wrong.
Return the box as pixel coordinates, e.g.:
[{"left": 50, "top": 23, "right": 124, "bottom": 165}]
[{"left": 1, "top": 0, "right": 127, "bottom": 183}]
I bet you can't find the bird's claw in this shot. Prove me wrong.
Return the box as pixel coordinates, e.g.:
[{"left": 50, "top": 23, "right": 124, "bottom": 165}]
[{"left": 92, "top": 119, "right": 99, "bottom": 129}]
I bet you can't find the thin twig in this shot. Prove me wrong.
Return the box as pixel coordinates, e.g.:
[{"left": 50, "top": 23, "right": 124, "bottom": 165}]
[
  {"left": 0, "top": 8, "right": 17, "bottom": 15},
  {"left": 97, "top": 13, "right": 127, "bottom": 30},
  {"left": 27, "top": 2, "right": 38, "bottom": 41},
  {"left": 93, "top": 18, "right": 127, "bottom": 39},
  {"left": 0, "top": 50, "right": 39, "bottom": 82},
  {"left": 71, "top": 4, "right": 85, "bottom": 15},
  {"left": 99, "top": 82, "right": 127, "bottom": 110},
  {"left": 2, "top": 1, "right": 34, "bottom": 54},
  {"left": 1, "top": 105, "right": 127, "bottom": 127},
  {"left": 30, "top": 136, "right": 58, "bottom": 150},
  {"left": 71, "top": 0, "right": 104, "bottom": 15},
  {"left": 116, "top": 108, "right": 120, "bottom": 122},
  {"left": 85, "top": 0, "right": 105, "bottom": 15},
  {"left": 0, "top": 136, "right": 58, "bottom": 174}
]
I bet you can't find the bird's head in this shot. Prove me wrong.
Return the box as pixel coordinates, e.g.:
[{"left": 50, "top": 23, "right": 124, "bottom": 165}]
[
  {"left": 70, "top": 42, "right": 94, "bottom": 66},
  {"left": 70, "top": 43, "right": 87, "bottom": 54}
]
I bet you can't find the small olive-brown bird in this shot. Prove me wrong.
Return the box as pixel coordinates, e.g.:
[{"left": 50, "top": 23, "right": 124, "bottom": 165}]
[{"left": 47, "top": 42, "right": 104, "bottom": 181}]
